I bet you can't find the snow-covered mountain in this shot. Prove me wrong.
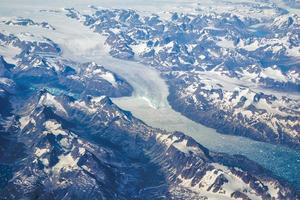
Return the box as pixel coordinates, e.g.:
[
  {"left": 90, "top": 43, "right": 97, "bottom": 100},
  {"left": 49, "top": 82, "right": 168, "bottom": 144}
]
[
  {"left": 66, "top": 6, "right": 300, "bottom": 148},
  {"left": 0, "top": 32, "right": 295, "bottom": 199},
  {"left": 0, "top": 1, "right": 300, "bottom": 199},
  {"left": 0, "top": 32, "right": 133, "bottom": 98},
  {"left": 1, "top": 86, "right": 297, "bottom": 199}
]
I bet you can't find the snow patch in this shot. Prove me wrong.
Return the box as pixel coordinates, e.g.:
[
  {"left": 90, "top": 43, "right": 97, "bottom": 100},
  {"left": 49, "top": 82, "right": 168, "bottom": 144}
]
[
  {"left": 52, "top": 153, "right": 79, "bottom": 174},
  {"left": 39, "top": 93, "right": 68, "bottom": 115}
]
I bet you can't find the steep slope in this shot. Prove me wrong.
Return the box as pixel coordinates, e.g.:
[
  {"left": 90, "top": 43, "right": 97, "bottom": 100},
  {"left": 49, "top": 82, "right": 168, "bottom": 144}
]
[{"left": 1, "top": 91, "right": 296, "bottom": 199}]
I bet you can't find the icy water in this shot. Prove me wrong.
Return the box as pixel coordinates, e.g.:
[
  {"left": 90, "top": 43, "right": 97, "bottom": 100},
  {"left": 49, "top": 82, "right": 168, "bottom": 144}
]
[
  {"left": 64, "top": 17, "right": 300, "bottom": 191},
  {"left": 86, "top": 57, "right": 300, "bottom": 190},
  {"left": 0, "top": 0, "right": 300, "bottom": 190},
  {"left": 54, "top": 14, "right": 300, "bottom": 189}
]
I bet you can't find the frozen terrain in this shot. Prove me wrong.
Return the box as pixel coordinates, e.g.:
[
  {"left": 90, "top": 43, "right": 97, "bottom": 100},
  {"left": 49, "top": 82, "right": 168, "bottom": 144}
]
[
  {"left": 65, "top": 4, "right": 300, "bottom": 148},
  {"left": 0, "top": 0, "right": 300, "bottom": 199}
]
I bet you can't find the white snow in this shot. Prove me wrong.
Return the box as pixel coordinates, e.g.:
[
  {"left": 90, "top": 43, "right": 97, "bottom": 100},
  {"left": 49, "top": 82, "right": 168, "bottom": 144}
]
[
  {"left": 241, "top": 40, "right": 260, "bottom": 51},
  {"left": 131, "top": 42, "right": 148, "bottom": 55},
  {"left": 263, "top": 181, "right": 279, "bottom": 199},
  {"left": 172, "top": 139, "right": 201, "bottom": 154},
  {"left": 19, "top": 115, "right": 30, "bottom": 129},
  {"left": 0, "top": 77, "right": 14, "bottom": 87},
  {"left": 157, "top": 134, "right": 180, "bottom": 148},
  {"left": 216, "top": 37, "right": 235, "bottom": 49},
  {"left": 39, "top": 93, "right": 68, "bottom": 115},
  {"left": 156, "top": 133, "right": 170, "bottom": 142},
  {"left": 59, "top": 137, "right": 71, "bottom": 148},
  {"left": 40, "top": 158, "right": 49, "bottom": 166},
  {"left": 52, "top": 153, "right": 79, "bottom": 174},
  {"left": 70, "top": 100, "right": 97, "bottom": 114},
  {"left": 44, "top": 120, "right": 61, "bottom": 130},
  {"left": 44, "top": 120, "right": 68, "bottom": 136},
  {"left": 287, "top": 70, "right": 300, "bottom": 83},
  {"left": 91, "top": 96, "right": 107, "bottom": 103},
  {"left": 199, "top": 54, "right": 206, "bottom": 60},
  {"left": 178, "top": 163, "right": 261, "bottom": 200},
  {"left": 261, "top": 66, "right": 287, "bottom": 82},
  {"left": 79, "top": 147, "right": 85, "bottom": 155},
  {"left": 35, "top": 147, "right": 49, "bottom": 157},
  {"left": 99, "top": 71, "right": 118, "bottom": 87},
  {"left": 0, "top": 43, "right": 20, "bottom": 64}
]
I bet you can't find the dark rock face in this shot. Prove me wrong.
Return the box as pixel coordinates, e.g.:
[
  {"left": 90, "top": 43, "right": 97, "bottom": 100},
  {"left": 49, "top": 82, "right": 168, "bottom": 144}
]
[
  {"left": 0, "top": 56, "right": 14, "bottom": 77},
  {"left": 207, "top": 174, "right": 229, "bottom": 193},
  {"left": 231, "top": 191, "right": 252, "bottom": 200}
]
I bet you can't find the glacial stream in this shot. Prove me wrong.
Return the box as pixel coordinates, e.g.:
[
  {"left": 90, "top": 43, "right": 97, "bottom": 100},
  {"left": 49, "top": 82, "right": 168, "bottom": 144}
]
[{"left": 0, "top": 4, "right": 300, "bottom": 189}]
